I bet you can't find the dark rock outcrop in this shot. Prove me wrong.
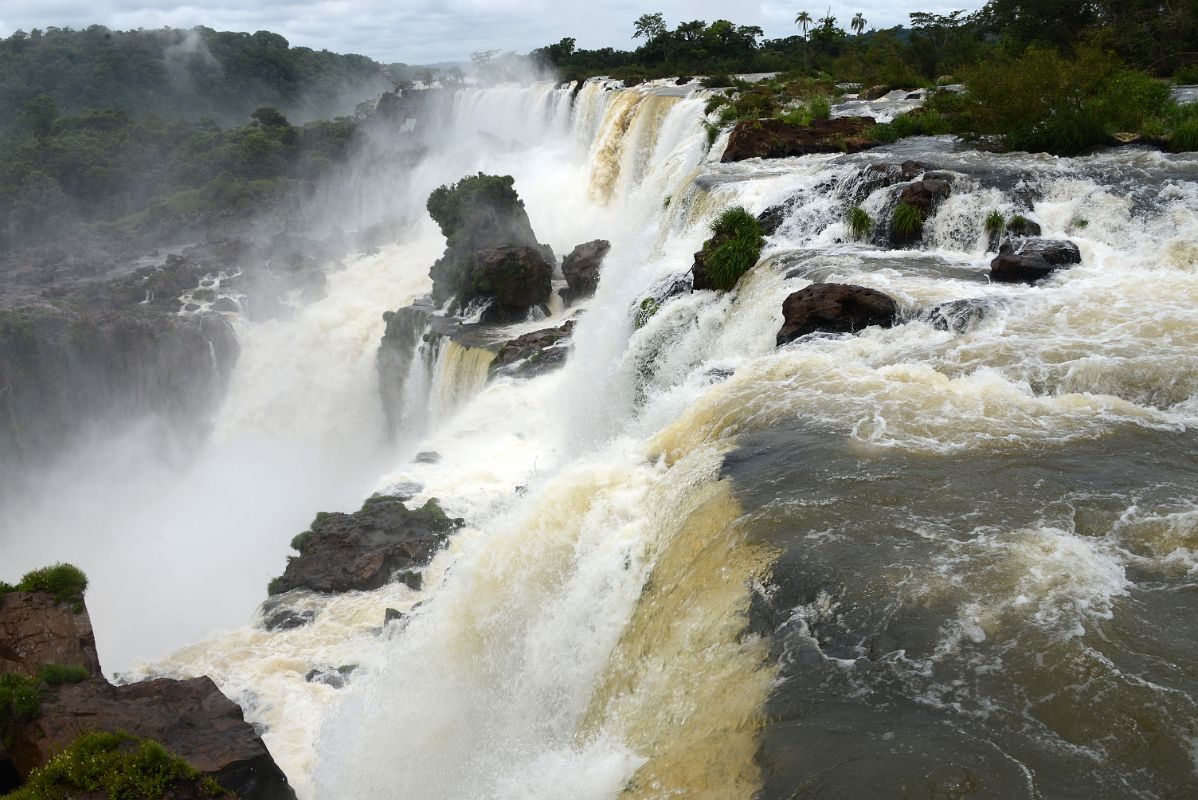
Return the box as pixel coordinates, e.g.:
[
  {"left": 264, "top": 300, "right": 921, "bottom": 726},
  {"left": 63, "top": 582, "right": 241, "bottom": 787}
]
[
  {"left": 491, "top": 319, "right": 575, "bottom": 379},
  {"left": 377, "top": 299, "right": 436, "bottom": 439},
  {"left": 859, "top": 85, "right": 892, "bottom": 100},
  {"left": 270, "top": 495, "right": 463, "bottom": 596},
  {"left": 990, "top": 238, "right": 1081, "bottom": 284},
  {"left": 9, "top": 676, "right": 294, "bottom": 799},
  {"left": 463, "top": 246, "right": 553, "bottom": 321},
  {"left": 897, "top": 173, "right": 954, "bottom": 217},
  {"left": 1005, "top": 217, "right": 1041, "bottom": 239},
  {"left": 756, "top": 204, "right": 790, "bottom": 236},
  {"left": 305, "top": 665, "right": 359, "bottom": 689},
  {"left": 853, "top": 161, "right": 927, "bottom": 204},
  {"left": 425, "top": 174, "right": 553, "bottom": 311},
  {"left": 561, "top": 239, "right": 611, "bottom": 304},
  {"left": 776, "top": 284, "right": 899, "bottom": 346},
  {"left": 721, "top": 117, "right": 878, "bottom": 162},
  {"left": 0, "top": 592, "right": 102, "bottom": 679}
]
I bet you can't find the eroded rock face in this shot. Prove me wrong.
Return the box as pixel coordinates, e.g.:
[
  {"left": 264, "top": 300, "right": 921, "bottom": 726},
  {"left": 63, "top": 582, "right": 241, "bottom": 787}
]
[
  {"left": 492, "top": 319, "right": 575, "bottom": 379},
  {"left": 0, "top": 592, "right": 101, "bottom": 679},
  {"left": 721, "top": 117, "right": 878, "bottom": 162},
  {"left": 271, "top": 495, "right": 463, "bottom": 595},
  {"left": 990, "top": 238, "right": 1081, "bottom": 283},
  {"left": 9, "top": 676, "right": 295, "bottom": 800},
  {"left": 776, "top": 283, "right": 899, "bottom": 346},
  {"left": 561, "top": 240, "right": 611, "bottom": 305},
  {"left": 897, "top": 173, "right": 954, "bottom": 217}
]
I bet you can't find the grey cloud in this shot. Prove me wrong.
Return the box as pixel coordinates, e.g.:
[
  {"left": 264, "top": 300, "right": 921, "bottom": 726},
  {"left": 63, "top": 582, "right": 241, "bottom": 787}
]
[{"left": 0, "top": 0, "right": 987, "bottom": 64}]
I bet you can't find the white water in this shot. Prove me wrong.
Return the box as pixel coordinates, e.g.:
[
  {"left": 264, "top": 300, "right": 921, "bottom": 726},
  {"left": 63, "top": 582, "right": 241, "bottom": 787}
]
[{"left": 9, "top": 77, "right": 1197, "bottom": 797}]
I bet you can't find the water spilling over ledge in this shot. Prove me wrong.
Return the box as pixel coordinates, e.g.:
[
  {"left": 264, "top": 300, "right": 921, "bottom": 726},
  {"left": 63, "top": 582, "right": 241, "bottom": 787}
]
[{"left": 6, "top": 77, "right": 1198, "bottom": 799}]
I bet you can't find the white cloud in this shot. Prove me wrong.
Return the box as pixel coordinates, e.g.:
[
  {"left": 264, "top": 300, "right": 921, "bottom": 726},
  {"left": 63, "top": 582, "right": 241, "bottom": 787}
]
[{"left": 0, "top": 0, "right": 987, "bottom": 64}]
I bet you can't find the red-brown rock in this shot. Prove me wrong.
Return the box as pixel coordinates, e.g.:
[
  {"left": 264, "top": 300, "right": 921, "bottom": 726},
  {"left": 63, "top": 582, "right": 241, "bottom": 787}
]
[
  {"left": 721, "top": 117, "right": 878, "bottom": 162},
  {"left": 0, "top": 591, "right": 101, "bottom": 679},
  {"left": 777, "top": 284, "right": 899, "bottom": 346},
  {"left": 10, "top": 676, "right": 295, "bottom": 799}
]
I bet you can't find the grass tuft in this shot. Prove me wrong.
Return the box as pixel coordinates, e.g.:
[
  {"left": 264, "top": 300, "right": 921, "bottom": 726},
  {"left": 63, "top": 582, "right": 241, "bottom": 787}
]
[
  {"left": 892, "top": 202, "right": 924, "bottom": 239},
  {"left": 984, "top": 210, "right": 1005, "bottom": 238},
  {"left": 704, "top": 207, "right": 765, "bottom": 291},
  {"left": 847, "top": 206, "right": 874, "bottom": 240},
  {"left": 8, "top": 564, "right": 89, "bottom": 612}
]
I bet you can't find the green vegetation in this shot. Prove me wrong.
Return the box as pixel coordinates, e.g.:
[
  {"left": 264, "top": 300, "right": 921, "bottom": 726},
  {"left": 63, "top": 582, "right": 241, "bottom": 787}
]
[
  {"left": 426, "top": 174, "right": 522, "bottom": 239},
  {"left": 984, "top": 210, "right": 1005, "bottom": 238},
  {"left": 892, "top": 202, "right": 924, "bottom": 239},
  {"left": 0, "top": 563, "right": 88, "bottom": 612},
  {"left": 704, "top": 207, "right": 765, "bottom": 291},
  {"left": 847, "top": 206, "right": 874, "bottom": 240},
  {"left": 1, "top": 673, "right": 42, "bottom": 746},
  {"left": 634, "top": 297, "right": 661, "bottom": 329},
  {"left": 37, "top": 664, "right": 90, "bottom": 686},
  {"left": 1, "top": 731, "right": 228, "bottom": 799}
]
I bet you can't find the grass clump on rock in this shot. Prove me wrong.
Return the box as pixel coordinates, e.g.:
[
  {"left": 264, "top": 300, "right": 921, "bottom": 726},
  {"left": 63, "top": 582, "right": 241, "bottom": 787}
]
[
  {"left": 2, "top": 731, "right": 228, "bottom": 799},
  {"left": 1, "top": 673, "right": 43, "bottom": 744},
  {"left": 702, "top": 207, "right": 765, "bottom": 291},
  {"left": 984, "top": 210, "right": 1005, "bottom": 239},
  {"left": 892, "top": 202, "right": 925, "bottom": 239},
  {"left": 847, "top": 206, "right": 874, "bottom": 240},
  {"left": 0, "top": 563, "right": 89, "bottom": 613}
]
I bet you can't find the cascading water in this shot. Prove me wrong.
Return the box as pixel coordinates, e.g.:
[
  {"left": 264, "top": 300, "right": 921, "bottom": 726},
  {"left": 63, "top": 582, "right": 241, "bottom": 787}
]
[{"left": 47, "top": 76, "right": 1198, "bottom": 799}]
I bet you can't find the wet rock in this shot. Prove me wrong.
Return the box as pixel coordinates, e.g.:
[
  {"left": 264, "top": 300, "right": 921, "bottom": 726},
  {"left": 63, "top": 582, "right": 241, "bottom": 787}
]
[
  {"left": 377, "top": 300, "right": 436, "bottom": 439},
  {"left": 560, "top": 239, "right": 611, "bottom": 305},
  {"left": 0, "top": 591, "right": 101, "bottom": 679},
  {"left": 210, "top": 297, "right": 239, "bottom": 313},
  {"left": 855, "top": 161, "right": 927, "bottom": 202},
  {"left": 1005, "top": 217, "right": 1041, "bottom": 238},
  {"left": 270, "top": 495, "right": 463, "bottom": 595},
  {"left": 623, "top": 76, "right": 646, "bottom": 88},
  {"left": 721, "top": 117, "right": 878, "bottom": 162},
  {"left": 414, "top": 451, "right": 441, "bottom": 464},
  {"left": 633, "top": 273, "right": 693, "bottom": 328},
  {"left": 756, "top": 204, "right": 791, "bottom": 236},
  {"left": 263, "top": 608, "right": 315, "bottom": 632},
  {"left": 990, "top": 238, "right": 1081, "bottom": 284},
  {"left": 859, "top": 85, "right": 892, "bottom": 100},
  {"left": 304, "top": 664, "right": 359, "bottom": 689},
  {"left": 492, "top": 319, "right": 575, "bottom": 379},
  {"left": 926, "top": 298, "right": 1000, "bottom": 333},
  {"left": 463, "top": 246, "right": 553, "bottom": 322},
  {"left": 384, "top": 608, "right": 404, "bottom": 625},
  {"left": 897, "top": 173, "right": 954, "bottom": 217},
  {"left": 9, "top": 676, "right": 295, "bottom": 799},
  {"left": 776, "top": 284, "right": 899, "bottom": 346}
]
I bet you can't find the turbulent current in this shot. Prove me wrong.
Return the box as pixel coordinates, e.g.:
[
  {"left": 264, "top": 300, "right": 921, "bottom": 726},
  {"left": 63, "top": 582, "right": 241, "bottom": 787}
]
[{"left": 11, "top": 79, "right": 1198, "bottom": 798}]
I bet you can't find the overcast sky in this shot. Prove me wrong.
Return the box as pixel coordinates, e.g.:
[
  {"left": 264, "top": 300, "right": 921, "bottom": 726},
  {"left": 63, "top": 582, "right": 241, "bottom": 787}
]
[{"left": 0, "top": 1, "right": 987, "bottom": 64}]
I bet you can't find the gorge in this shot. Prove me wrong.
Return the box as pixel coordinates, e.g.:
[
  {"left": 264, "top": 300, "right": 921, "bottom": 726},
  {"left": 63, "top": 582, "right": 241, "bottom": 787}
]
[{"left": 3, "top": 72, "right": 1198, "bottom": 800}]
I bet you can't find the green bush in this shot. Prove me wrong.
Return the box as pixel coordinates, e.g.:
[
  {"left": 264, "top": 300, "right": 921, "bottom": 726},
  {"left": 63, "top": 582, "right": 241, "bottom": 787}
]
[
  {"left": 1, "top": 673, "right": 43, "bottom": 743},
  {"left": 703, "top": 207, "right": 765, "bottom": 291},
  {"left": 290, "top": 531, "right": 312, "bottom": 553},
  {"left": 426, "top": 173, "right": 521, "bottom": 240},
  {"left": 15, "top": 563, "right": 88, "bottom": 612},
  {"left": 955, "top": 45, "right": 1171, "bottom": 155},
  {"left": 1175, "top": 65, "right": 1198, "bottom": 84},
  {"left": 892, "top": 202, "right": 924, "bottom": 238},
  {"left": 810, "top": 95, "right": 832, "bottom": 121},
  {"left": 847, "top": 206, "right": 873, "bottom": 240},
  {"left": 3, "top": 731, "right": 228, "bottom": 799},
  {"left": 1170, "top": 117, "right": 1198, "bottom": 152},
  {"left": 38, "top": 664, "right": 90, "bottom": 686},
  {"left": 868, "top": 123, "right": 898, "bottom": 143}
]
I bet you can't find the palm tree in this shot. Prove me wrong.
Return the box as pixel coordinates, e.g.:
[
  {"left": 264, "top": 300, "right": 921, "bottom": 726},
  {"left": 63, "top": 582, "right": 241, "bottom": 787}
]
[
  {"left": 852, "top": 13, "right": 867, "bottom": 36},
  {"left": 795, "top": 10, "right": 813, "bottom": 70}
]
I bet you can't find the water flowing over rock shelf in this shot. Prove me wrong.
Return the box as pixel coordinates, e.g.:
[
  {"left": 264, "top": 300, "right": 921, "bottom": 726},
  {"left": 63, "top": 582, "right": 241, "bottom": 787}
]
[{"left": 2, "top": 75, "right": 1197, "bottom": 800}]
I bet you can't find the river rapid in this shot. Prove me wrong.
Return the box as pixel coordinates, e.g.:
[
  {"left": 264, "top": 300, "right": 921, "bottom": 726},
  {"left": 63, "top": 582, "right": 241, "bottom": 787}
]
[{"left": 13, "top": 78, "right": 1198, "bottom": 798}]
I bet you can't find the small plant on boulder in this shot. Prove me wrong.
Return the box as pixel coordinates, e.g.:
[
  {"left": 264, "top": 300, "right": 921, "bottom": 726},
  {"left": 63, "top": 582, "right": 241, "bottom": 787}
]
[
  {"left": 847, "top": 206, "right": 874, "bottom": 240},
  {"left": 892, "top": 202, "right": 924, "bottom": 239},
  {"left": 696, "top": 207, "right": 765, "bottom": 291},
  {"left": 11, "top": 563, "right": 88, "bottom": 612}
]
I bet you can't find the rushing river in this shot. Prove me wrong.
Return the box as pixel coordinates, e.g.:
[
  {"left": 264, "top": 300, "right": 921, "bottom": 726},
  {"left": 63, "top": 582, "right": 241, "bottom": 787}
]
[{"left": 14, "top": 78, "right": 1198, "bottom": 798}]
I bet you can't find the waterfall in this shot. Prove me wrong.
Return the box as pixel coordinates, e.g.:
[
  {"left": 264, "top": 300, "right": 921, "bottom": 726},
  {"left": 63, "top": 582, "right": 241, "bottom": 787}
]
[{"left": 81, "top": 77, "right": 1198, "bottom": 800}]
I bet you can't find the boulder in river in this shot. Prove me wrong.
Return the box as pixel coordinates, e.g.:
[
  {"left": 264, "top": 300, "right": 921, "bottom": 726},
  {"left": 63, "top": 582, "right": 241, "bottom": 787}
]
[
  {"left": 270, "top": 495, "right": 463, "bottom": 595},
  {"left": 721, "top": 117, "right": 878, "bottom": 162},
  {"left": 776, "top": 283, "right": 899, "bottom": 346},
  {"left": 561, "top": 239, "right": 611, "bottom": 305},
  {"left": 897, "top": 173, "right": 954, "bottom": 217},
  {"left": 492, "top": 319, "right": 575, "bottom": 379},
  {"left": 990, "top": 238, "right": 1081, "bottom": 283}
]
